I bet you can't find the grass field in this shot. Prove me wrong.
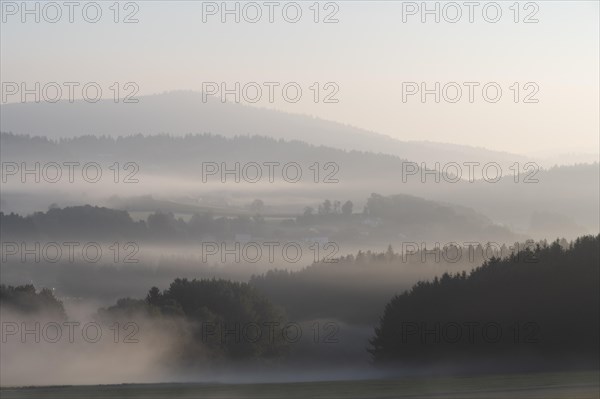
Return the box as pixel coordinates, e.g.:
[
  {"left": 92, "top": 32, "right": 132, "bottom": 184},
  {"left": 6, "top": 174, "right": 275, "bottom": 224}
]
[{"left": 1, "top": 370, "right": 598, "bottom": 399}]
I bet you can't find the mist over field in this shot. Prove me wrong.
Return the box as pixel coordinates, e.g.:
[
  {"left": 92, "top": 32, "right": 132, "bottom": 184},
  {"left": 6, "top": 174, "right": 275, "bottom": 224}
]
[{"left": 1, "top": 1, "right": 599, "bottom": 398}]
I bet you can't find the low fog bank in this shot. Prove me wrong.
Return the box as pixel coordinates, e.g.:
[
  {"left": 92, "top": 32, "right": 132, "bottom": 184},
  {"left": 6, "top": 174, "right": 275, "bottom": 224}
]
[
  {"left": 0, "top": 308, "right": 178, "bottom": 386},
  {"left": 1, "top": 304, "right": 380, "bottom": 387},
  {"left": 0, "top": 236, "right": 552, "bottom": 316},
  {"left": 2, "top": 132, "right": 597, "bottom": 238},
  {"left": 2, "top": 235, "right": 598, "bottom": 387}
]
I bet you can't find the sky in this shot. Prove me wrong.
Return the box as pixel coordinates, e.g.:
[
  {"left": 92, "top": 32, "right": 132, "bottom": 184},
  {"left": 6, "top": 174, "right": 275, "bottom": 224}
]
[{"left": 1, "top": 0, "right": 599, "bottom": 155}]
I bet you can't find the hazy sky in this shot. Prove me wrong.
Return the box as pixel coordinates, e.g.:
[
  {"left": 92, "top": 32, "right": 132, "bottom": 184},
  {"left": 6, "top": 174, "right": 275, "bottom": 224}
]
[{"left": 1, "top": 1, "right": 598, "bottom": 155}]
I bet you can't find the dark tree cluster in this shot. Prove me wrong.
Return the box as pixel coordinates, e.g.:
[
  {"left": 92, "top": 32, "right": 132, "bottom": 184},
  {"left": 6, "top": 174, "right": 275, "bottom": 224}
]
[
  {"left": 0, "top": 206, "right": 265, "bottom": 242},
  {"left": 99, "top": 278, "right": 288, "bottom": 361},
  {"left": 297, "top": 199, "right": 354, "bottom": 224},
  {"left": 0, "top": 284, "right": 66, "bottom": 319},
  {"left": 369, "top": 235, "right": 600, "bottom": 371},
  {"left": 0, "top": 206, "right": 145, "bottom": 241}
]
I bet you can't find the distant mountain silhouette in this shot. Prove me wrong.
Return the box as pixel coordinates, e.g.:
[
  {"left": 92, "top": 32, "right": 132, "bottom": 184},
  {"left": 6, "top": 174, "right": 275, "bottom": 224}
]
[{"left": 1, "top": 90, "right": 534, "bottom": 167}]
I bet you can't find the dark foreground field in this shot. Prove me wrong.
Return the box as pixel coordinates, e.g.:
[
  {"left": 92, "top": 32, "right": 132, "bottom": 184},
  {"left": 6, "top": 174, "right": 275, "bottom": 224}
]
[{"left": 1, "top": 371, "right": 598, "bottom": 399}]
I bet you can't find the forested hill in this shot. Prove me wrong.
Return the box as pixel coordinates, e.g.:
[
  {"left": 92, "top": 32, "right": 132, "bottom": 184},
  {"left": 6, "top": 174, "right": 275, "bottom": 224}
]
[
  {"left": 369, "top": 235, "right": 600, "bottom": 370},
  {"left": 0, "top": 193, "right": 515, "bottom": 243}
]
